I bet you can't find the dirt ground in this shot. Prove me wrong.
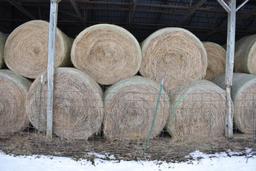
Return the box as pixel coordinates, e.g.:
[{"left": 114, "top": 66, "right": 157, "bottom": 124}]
[{"left": 0, "top": 130, "right": 255, "bottom": 162}]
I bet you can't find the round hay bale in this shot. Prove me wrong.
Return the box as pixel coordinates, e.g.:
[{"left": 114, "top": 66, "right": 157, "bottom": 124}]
[
  {"left": 104, "top": 76, "right": 170, "bottom": 140},
  {"left": 0, "top": 70, "right": 31, "bottom": 136},
  {"left": 4, "top": 20, "right": 72, "bottom": 79},
  {"left": 140, "top": 27, "right": 207, "bottom": 93},
  {"left": 0, "top": 32, "right": 6, "bottom": 68},
  {"left": 213, "top": 73, "right": 256, "bottom": 134},
  {"left": 71, "top": 24, "right": 142, "bottom": 85},
  {"left": 26, "top": 67, "right": 104, "bottom": 140},
  {"left": 203, "top": 42, "right": 226, "bottom": 80},
  {"left": 166, "top": 80, "right": 226, "bottom": 142},
  {"left": 235, "top": 34, "right": 256, "bottom": 74}
]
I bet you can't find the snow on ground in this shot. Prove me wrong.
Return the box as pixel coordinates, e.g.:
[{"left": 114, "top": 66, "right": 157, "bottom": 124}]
[{"left": 0, "top": 149, "right": 255, "bottom": 171}]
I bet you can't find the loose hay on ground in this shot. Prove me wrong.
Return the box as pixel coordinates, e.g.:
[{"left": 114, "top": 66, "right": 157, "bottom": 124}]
[
  {"left": 140, "top": 27, "right": 207, "bottom": 93},
  {"left": 26, "top": 67, "right": 104, "bottom": 140},
  {"left": 71, "top": 24, "right": 142, "bottom": 85},
  {"left": 104, "top": 76, "right": 170, "bottom": 140},
  {"left": 0, "top": 70, "right": 31, "bottom": 137},
  {"left": 4, "top": 20, "right": 72, "bottom": 79}
]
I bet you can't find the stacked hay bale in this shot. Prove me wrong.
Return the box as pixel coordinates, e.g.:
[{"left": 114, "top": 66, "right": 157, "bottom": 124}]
[
  {"left": 235, "top": 34, "right": 256, "bottom": 74},
  {"left": 4, "top": 20, "right": 72, "bottom": 79},
  {"left": 104, "top": 76, "right": 170, "bottom": 140},
  {"left": 71, "top": 24, "right": 142, "bottom": 85},
  {"left": 214, "top": 73, "right": 256, "bottom": 134},
  {"left": 26, "top": 67, "right": 104, "bottom": 140},
  {"left": 0, "top": 70, "right": 31, "bottom": 136},
  {"left": 166, "top": 80, "right": 226, "bottom": 142},
  {"left": 140, "top": 27, "right": 207, "bottom": 94},
  {"left": 203, "top": 42, "right": 226, "bottom": 80},
  {"left": 0, "top": 32, "right": 6, "bottom": 68}
]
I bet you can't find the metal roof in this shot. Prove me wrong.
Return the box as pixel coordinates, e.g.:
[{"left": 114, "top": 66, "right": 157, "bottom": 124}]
[{"left": 0, "top": 0, "right": 255, "bottom": 44}]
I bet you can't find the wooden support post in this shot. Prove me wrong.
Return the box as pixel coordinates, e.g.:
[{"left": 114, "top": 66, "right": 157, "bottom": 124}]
[{"left": 46, "top": 0, "right": 61, "bottom": 140}]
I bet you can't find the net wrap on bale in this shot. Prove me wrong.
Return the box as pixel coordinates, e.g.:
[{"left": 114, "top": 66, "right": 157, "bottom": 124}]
[
  {"left": 235, "top": 34, "right": 256, "bottom": 74},
  {"left": 166, "top": 80, "right": 226, "bottom": 142},
  {"left": 140, "top": 27, "right": 207, "bottom": 93},
  {"left": 4, "top": 20, "right": 72, "bottom": 79},
  {"left": 203, "top": 42, "right": 226, "bottom": 80},
  {"left": 26, "top": 67, "right": 104, "bottom": 140},
  {"left": 104, "top": 76, "right": 170, "bottom": 140},
  {"left": 214, "top": 73, "right": 256, "bottom": 134},
  {"left": 71, "top": 24, "right": 142, "bottom": 85},
  {"left": 0, "top": 70, "right": 31, "bottom": 136}
]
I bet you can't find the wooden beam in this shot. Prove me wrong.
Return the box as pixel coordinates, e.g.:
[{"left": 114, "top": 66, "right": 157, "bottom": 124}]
[
  {"left": 5, "top": 0, "right": 35, "bottom": 19},
  {"left": 180, "top": 0, "right": 207, "bottom": 25}
]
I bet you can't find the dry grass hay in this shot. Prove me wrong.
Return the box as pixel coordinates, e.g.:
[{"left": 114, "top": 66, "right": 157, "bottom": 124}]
[
  {"left": 0, "top": 70, "right": 31, "bottom": 136},
  {"left": 4, "top": 20, "right": 72, "bottom": 79},
  {"left": 235, "top": 34, "right": 256, "bottom": 74},
  {"left": 213, "top": 73, "right": 256, "bottom": 134},
  {"left": 140, "top": 27, "right": 207, "bottom": 93},
  {"left": 0, "top": 32, "right": 6, "bottom": 68},
  {"left": 203, "top": 42, "right": 226, "bottom": 80},
  {"left": 26, "top": 67, "right": 104, "bottom": 140},
  {"left": 104, "top": 76, "right": 170, "bottom": 140},
  {"left": 71, "top": 24, "right": 142, "bottom": 85},
  {"left": 166, "top": 80, "right": 226, "bottom": 142}
]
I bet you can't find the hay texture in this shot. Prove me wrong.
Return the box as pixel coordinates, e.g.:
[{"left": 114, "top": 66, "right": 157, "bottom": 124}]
[
  {"left": 104, "top": 76, "right": 170, "bottom": 140},
  {"left": 0, "top": 32, "right": 6, "bottom": 68},
  {"left": 140, "top": 27, "right": 207, "bottom": 93},
  {"left": 26, "top": 67, "right": 104, "bottom": 140},
  {"left": 214, "top": 73, "right": 256, "bottom": 134},
  {"left": 71, "top": 24, "right": 142, "bottom": 85},
  {"left": 0, "top": 70, "right": 31, "bottom": 136},
  {"left": 235, "top": 34, "right": 256, "bottom": 74},
  {"left": 203, "top": 42, "right": 226, "bottom": 80},
  {"left": 4, "top": 20, "right": 72, "bottom": 79},
  {"left": 166, "top": 80, "right": 226, "bottom": 142}
]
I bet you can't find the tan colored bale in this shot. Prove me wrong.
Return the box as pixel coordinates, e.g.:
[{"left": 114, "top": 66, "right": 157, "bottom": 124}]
[
  {"left": 203, "top": 42, "right": 226, "bottom": 80},
  {"left": 26, "top": 67, "right": 104, "bottom": 140},
  {"left": 4, "top": 20, "right": 72, "bottom": 79},
  {"left": 235, "top": 34, "right": 256, "bottom": 74},
  {"left": 166, "top": 80, "right": 226, "bottom": 142},
  {"left": 213, "top": 73, "right": 256, "bottom": 134},
  {"left": 104, "top": 76, "right": 170, "bottom": 140},
  {"left": 0, "top": 32, "right": 6, "bottom": 68},
  {"left": 0, "top": 70, "right": 31, "bottom": 136},
  {"left": 71, "top": 24, "right": 142, "bottom": 85},
  {"left": 140, "top": 27, "right": 207, "bottom": 93}
]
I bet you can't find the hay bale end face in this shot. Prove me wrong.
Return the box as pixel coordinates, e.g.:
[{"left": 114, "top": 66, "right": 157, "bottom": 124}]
[
  {"left": 71, "top": 24, "right": 142, "bottom": 85},
  {"left": 0, "top": 70, "right": 31, "bottom": 136},
  {"left": 203, "top": 42, "right": 226, "bottom": 80},
  {"left": 4, "top": 20, "right": 72, "bottom": 79},
  {"left": 214, "top": 73, "right": 256, "bottom": 134},
  {"left": 0, "top": 32, "right": 6, "bottom": 68},
  {"left": 140, "top": 27, "right": 207, "bottom": 93},
  {"left": 26, "top": 67, "right": 104, "bottom": 140},
  {"left": 235, "top": 34, "right": 256, "bottom": 74},
  {"left": 167, "top": 80, "right": 226, "bottom": 142},
  {"left": 104, "top": 76, "right": 170, "bottom": 140}
]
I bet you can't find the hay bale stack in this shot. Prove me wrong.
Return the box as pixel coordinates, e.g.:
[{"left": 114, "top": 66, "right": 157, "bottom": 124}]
[
  {"left": 0, "top": 32, "right": 6, "bottom": 68},
  {"left": 214, "top": 73, "right": 256, "bottom": 134},
  {"left": 4, "top": 20, "right": 72, "bottom": 79},
  {"left": 104, "top": 76, "right": 170, "bottom": 140},
  {"left": 26, "top": 67, "right": 104, "bottom": 140},
  {"left": 71, "top": 24, "right": 142, "bottom": 85},
  {"left": 235, "top": 34, "right": 256, "bottom": 74},
  {"left": 0, "top": 70, "right": 31, "bottom": 136},
  {"left": 166, "top": 80, "right": 226, "bottom": 142},
  {"left": 140, "top": 27, "right": 207, "bottom": 93},
  {"left": 203, "top": 42, "right": 226, "bottom": 80}
]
